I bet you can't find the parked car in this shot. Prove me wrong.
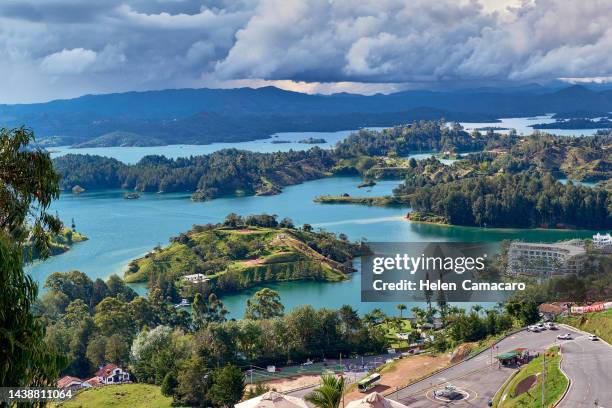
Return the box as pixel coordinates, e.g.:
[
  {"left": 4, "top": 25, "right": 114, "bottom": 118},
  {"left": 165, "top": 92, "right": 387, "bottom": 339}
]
[
  {"left": 557, "top": 333, "right": 572, "bottom": 340},
  {"left": 589, "top": 335, "right": 598, "bottom": 341},
  {"left": 545, "top": 322, "right": 557, "bottom": 330}
]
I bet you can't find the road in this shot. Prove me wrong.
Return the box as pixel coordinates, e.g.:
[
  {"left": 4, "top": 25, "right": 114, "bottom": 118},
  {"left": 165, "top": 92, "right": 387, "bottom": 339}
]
[
  {"left": 288, "top": 326, "right": 612, "bottom": 407},
  {"left": 393, "top": 327, "right": 581, "bottom": 407},
  {"left": 557, "top": 331, "right": 612, "bottom": 408}
]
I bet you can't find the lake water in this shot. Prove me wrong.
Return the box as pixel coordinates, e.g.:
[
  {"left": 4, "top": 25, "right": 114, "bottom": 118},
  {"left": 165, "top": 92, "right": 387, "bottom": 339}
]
[
  {"left": 26, "top": 174, "right": 597, "bottom": 317},
  {"left": 49, "top": 116, "right": 600, "bottom": 164}
]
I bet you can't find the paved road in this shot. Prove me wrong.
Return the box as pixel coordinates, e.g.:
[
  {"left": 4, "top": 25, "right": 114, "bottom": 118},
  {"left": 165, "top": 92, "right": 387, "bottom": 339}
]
[
  {"left": 557, "top": 332, "right": 612, "bottom": 408},
  {"left": 394, "top": 327, "right": 580, "bottom": 407}
]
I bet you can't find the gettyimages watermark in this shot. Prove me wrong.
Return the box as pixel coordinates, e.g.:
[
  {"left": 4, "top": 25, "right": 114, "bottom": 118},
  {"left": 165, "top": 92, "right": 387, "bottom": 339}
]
[{"left": 361, "top": 242, "right": 528, "bottom": 302}]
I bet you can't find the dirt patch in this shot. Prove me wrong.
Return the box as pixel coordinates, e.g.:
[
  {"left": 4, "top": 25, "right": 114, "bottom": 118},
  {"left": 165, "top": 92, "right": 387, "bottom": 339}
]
[
  {"left": 513, "top": 374, "right": 538, "bottom": 397},
  {"left": 241, "top": 258, "right": 265, "bottom": 266},
  {"left": 450, "top": 343, "right": 474, "bottom": 364},
  {"left": 344, "top": 354, "right": 450, "bottom": 403},
  {"left": 233, "top": 229, "right": 263, "bottom": 234},
  {"left": 248, "top": 375, "right": 321, "bottom": 393}
]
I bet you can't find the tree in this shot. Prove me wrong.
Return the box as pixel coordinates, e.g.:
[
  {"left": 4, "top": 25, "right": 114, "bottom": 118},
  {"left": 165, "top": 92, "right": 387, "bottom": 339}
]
[
  {"left": 396, "top": 304, "right": 407, "bottom": 319},
  {"left": 245, "top": 288, "right": 284, "bottom": 320},
  {"left": 175, "top": 355, "right": 213, "bottom": 407},
  {"left": 161, "top": 371, "right": 179, "bottom": 397},
  {"left": 209, "top": 364, "right": 245, "bottom": 408},
  {"left": 304, "top": 375, "right": 345, "bottom": 408},
  {"left": 193, "top": 293, "right": 228, "bottom": 329},
  {"left": 93, "top": 297, "right": 135, "bottom": 338},
  {"left": 0, "top": 127, "right": 62, "bottom": 256},
  {"left": 0, "top": 127, "right": 66, "bottom": 388}
]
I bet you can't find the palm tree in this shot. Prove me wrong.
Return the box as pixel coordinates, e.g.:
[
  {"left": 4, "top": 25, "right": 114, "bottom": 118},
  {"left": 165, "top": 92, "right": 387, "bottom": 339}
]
[
  {"left": 305, "top": 375, "right": 345, "bottom": 408},
  {"left": 396, "top": 304, "right": 407, "bottom": 319},
  {"left": 471, "top": 304, "right": 483, "bottom": 316}
]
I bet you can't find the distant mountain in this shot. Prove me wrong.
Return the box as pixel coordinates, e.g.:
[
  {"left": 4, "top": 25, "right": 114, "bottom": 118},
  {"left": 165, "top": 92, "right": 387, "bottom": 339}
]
[{"left": 2, "top": 85, "right": 612, "bottom": 147}]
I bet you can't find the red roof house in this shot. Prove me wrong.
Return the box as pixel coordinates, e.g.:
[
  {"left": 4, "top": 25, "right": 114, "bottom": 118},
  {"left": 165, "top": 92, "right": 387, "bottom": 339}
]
[{"left": 93, "top": 363, "right": 130, "bottom": 385}]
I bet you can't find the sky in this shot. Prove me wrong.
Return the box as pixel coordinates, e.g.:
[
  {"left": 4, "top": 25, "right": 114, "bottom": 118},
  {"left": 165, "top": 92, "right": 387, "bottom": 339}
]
[{"left": 1, "top": 0, "right": 612, "bottom": 103}]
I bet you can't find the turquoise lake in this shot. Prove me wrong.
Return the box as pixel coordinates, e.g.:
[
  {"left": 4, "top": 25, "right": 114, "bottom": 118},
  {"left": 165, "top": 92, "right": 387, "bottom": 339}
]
[
  {"left": 48, "top": 115, "right": 600, "bottom": 164},
  {"left": 26, "top": 175, "right": 597, "bottom": 318},
  {"left": 31, "top": 121, "right": 604, "bottom": 317}
]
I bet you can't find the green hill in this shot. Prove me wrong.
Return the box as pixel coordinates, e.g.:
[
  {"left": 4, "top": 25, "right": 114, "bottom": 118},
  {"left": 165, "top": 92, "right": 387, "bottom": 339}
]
[
  {"left": 24, "top": 227, "right": 87, "bottom": 261},
  {"left": 58, "top": 384, "right": 172, "bottom": 408},
  {"left": 124, "top": 217, "right": 362, "bottom": 294}
]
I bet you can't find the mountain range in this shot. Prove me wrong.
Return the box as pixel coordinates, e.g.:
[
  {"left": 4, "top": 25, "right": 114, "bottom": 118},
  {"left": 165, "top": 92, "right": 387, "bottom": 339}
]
[{"left": 2, "top": 85, "right": 611, "bottom": 147}]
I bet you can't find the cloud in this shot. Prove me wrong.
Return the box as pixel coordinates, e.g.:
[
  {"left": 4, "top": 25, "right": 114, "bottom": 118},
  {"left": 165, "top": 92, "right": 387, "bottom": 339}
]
[
  {"left": 0, "top": 0, "right": 611, "bottom": 102},
  {"left": 40, "top": 48, "right": 97, "bottom": 74}
]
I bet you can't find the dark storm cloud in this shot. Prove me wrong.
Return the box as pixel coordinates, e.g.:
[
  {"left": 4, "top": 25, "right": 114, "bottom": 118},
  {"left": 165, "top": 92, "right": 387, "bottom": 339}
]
[{"left": 0, "top": 0, "right": 611, "bottom": 102}]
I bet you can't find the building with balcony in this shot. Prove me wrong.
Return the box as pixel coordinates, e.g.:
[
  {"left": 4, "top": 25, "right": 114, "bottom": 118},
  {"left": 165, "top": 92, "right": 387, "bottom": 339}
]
[{"left": 506, "top": 240, "right": 586, "bottom": 278}]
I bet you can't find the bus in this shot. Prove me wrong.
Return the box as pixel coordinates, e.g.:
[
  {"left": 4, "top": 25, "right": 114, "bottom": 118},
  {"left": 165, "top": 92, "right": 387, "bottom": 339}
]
[{"left": 357, "top": 373, "right": 381, "bottom": 392}]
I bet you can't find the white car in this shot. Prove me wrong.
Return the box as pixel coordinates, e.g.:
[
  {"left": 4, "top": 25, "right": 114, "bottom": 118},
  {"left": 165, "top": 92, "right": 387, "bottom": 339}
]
[
  {"left": 536, "top": 323, "right": 546, "bottom": 330},
  {"left": 557, "top": 333, "right": 572, "bottom": 340},
  {"left": 545, "top": 323, "right": 557, "bottom": 330},
  {"left": 589, "top": 335, "right": 598, "bottom": 341}
]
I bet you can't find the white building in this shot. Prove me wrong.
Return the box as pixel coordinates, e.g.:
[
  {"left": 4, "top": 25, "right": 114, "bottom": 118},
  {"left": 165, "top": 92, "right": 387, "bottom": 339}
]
[
  {"left": 507, "top": 241, "right": 586, "bottom": 278},
  {"left": 593, "top": 233, "right": 612, "bottom": 249},
  {"left": 182, "top": 273, "right": 210, "bottom": 283},
  {"left": 90, "top": 364, "right": 130, "bottom": 385}
]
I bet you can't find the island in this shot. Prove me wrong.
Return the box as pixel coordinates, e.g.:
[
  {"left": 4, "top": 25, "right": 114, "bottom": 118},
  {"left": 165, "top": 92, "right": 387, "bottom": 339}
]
[
  {"left": 25, "top": 226, "right": 88, "bottom": 261},
  {"left": 52, "top": 121, "right": 612, "bottom": 229},
  {"left": 299, "top": 137, "right": 327, "bottom": 144},
  {"left": 531, "top": 118, "right": 612, "bottom": 129},
  {"left": 124, "top": 213, "right": 363, "bottom": 295}
]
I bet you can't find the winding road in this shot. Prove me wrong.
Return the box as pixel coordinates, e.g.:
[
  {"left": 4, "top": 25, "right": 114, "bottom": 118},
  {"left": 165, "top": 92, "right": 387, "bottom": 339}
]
[
  {"left": 287, "top": 325, "right": 612, "bottom": 407},
  {"left": 557, "top": 328, "right": 612, "bottom": 408}
]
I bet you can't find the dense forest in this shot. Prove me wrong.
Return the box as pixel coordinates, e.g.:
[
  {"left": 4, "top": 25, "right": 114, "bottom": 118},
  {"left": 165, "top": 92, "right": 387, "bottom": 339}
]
[
  {"left": 38, "top": 268, "right": 394, "bottom": 406},
  {"left": 54, "top": 148, "right": 336, "bottom": 200},
  {"left": 404, "top": 171, "right": 610, "bottom": 229},
  {"left": 334, "top": 121, "right": 488, "bottom": 157},
  {"left": 53, "top": 122, "right": 611, "bottom": 228}
]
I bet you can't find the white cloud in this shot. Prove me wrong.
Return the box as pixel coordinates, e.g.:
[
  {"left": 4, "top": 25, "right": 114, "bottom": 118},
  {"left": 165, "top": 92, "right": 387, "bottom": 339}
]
[
  {"left": 0, "top": 0, "right": 611, "bottom": 102},
  {"left": 40, "top": 48, "right": 97, "bottom": 74}
]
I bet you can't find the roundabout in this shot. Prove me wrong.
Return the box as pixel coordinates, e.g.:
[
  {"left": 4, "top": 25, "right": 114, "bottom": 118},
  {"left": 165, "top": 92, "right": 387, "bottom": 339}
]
[{"left": 425, "top": 384, "right": 476, "bottom": 404}]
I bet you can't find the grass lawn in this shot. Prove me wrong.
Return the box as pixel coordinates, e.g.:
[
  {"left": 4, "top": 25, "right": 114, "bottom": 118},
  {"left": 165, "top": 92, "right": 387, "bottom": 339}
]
[
  {"left": 561, "top": 309, "right": 612, "bottom": 344},
  {"left": 494, "top": 347, "right": 568, "bottom": 408},
  {"left": 379, "top": 319, "right": 412, "bottom": 348},
  {"left": 58, "top": 384, "right": 173, "bottom": 408}
]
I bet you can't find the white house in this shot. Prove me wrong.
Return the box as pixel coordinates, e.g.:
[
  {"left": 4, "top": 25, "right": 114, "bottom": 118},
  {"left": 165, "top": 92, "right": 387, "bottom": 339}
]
[
  {"left": 593, "top": 233, "right": 612, "bottom": 249},
  {"left": 182, "top": 273, "right": 209, "bottom": 283},
  {"left": 92, "top": 363, "right": 130, "bottom": 385}
]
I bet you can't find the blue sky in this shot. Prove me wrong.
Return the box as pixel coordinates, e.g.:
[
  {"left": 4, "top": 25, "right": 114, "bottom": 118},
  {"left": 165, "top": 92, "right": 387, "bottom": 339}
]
[{"left": 1, "top": 0, "right": 611, "bottom": 102}]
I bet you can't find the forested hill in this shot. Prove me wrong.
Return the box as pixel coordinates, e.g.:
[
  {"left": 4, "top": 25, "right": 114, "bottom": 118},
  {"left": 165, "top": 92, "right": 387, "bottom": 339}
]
[
  {"left": 6, "top": 84, "right": 612, "bottom": 146},
  {"left": 52, "top": 123, "right": 612, "bottom": 203},
  {"left": 53, "top": 148, "right": 337, "bottom": 200},
  {"left": 124, "top": 214, "right": 363, "bottom": 294}
]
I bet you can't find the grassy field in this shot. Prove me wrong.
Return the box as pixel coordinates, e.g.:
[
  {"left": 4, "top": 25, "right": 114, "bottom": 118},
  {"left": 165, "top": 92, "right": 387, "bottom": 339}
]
[
  {"left": 379, "top": 319, "right": 412, "bottom": 348},
  {"left": 124, "top": 226, "right": 355, "bottom": 284},
  {"left": 494, "top": 347, "right": 568, "bottom": 408},
  {"left": 561, "top": 309, "right": 612, "bottom": 344},
  {"left": 58, "top": 384, "right": 173, "bottom": 408}
]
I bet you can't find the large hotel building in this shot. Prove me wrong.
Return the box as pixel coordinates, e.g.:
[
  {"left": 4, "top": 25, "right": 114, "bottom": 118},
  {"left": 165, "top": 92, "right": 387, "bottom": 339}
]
[{"left": 506, "top": 240, "right": 587, "bottom": 278}]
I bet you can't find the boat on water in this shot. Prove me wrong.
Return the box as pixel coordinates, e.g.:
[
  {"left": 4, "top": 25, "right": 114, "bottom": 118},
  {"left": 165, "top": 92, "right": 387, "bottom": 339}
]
[
  {"left": 124, "top": 192, "right": 141, "bottom": 199},
  {"left": 174, "top": 298, "right": 190, "bottom": 308}
]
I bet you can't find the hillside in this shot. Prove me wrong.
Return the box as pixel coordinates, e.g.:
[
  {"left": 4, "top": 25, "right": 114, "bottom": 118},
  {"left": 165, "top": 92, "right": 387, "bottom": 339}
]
[
  {"left": 57, "top": 384, "right": 172, "bottom": 408},
  {"left": 561, "top": 309, "right": 612, "bottom": 344},
  {"left": 124, "top": 216, "right": 362, "bottom": 293},
  {"left": 24, "top": 227, "right": 87, "bottom": 261}
]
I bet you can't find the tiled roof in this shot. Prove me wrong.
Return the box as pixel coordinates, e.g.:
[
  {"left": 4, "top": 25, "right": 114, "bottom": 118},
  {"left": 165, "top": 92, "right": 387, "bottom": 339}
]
[
  {"left": 57, "top": 376, "right": 82, "bottom": 388},
  {"left": 95, "top": 363, "right": 119, "bottom": 377}
]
